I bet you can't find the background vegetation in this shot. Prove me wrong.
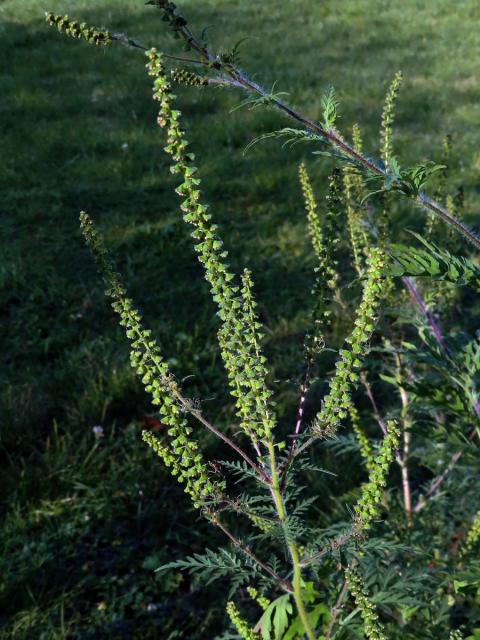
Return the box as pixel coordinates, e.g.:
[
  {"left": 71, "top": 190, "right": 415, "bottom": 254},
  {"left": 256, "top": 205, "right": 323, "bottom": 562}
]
[{"left": 1, "top": 0, "right": 479, "bottom": 637}]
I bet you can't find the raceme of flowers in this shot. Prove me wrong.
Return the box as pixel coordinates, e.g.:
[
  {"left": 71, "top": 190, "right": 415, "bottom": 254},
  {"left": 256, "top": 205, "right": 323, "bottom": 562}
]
[
  {"left": 311, "top": 247, "right": 386, "bottom": 438},
  {"left": 145, "top": 47, "right": 276, "bottom": 448},
  {"left": 45, "top": 12, "right": 112, "bottom": 46},
  {"left": 345, "top": 567, "right": 386, "bottom": 640},
  {"left": 79, "top": 212, "right": 223, "bottom": 507}
]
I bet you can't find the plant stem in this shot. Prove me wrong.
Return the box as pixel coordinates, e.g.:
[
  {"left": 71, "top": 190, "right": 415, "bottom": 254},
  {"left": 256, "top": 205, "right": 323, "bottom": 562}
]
[
  {"left": 265, "top": 438, "right": 317, "bottom": 639},
  {"left": 291, "top": 542, "right": 316, "bottom": 640},
  {"left": 280, "top": 365, "right": 311, "bottom": 488},
  {"left": 403, "top": 276, "right": 452, "bottom": 358},
  {"left": 212, "top": 516, "right": 293, "bottom": 592},
  {"left": 398, "top": 384, "right": 412, "bottom": 527},
  {"left": 360, "top": 372, "right": 388, "bottom": 436},
  {"left": 325, "top": 577, "right": 349, "bottom": 640}
]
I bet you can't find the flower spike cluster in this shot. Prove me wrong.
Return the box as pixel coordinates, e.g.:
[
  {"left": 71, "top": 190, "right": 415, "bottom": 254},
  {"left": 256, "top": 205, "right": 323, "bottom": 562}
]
[
  {"left": 226, "top": 601, "right": 261, "bottom": 640},
  {"left": 45, "top": 13, "right": 112, "bottom": 46},
  {"left": 299, "top": 163, "right": 339, "bottom": 290},
  {"left": 312, "top": 247, "right": 386, "bottom": 438},
  {"left": 299, "top": 164, "right": 339, "bottom": 359},
  {"left": 380, "top": 71, "right": 403, "bottom": 170},
  {"left": 354, "top": 421, "right": 400, "bottom": 531},
  {"left": 343, "top": 124, "right": 369, "bottom": 273},
  {"left": 145, "top": 48, "right": 275, "bottom": 445},
  {"left": 345, "top": 568, "right": 386, "bottom": 640},
  {"left": 246, "top": 586, "right": 270, "bottom": 611},
  {"left": 79, "top": 212, "right": 222, "bottom": 507},
  {"left": 349, "top": 405, "right": 375, "bottom": 473},
  {"left": 299, "top": 163, "right": 323, "bottom": 268},
  {"left": 171, "top": 68, "right": 208, "bottom": 86}
]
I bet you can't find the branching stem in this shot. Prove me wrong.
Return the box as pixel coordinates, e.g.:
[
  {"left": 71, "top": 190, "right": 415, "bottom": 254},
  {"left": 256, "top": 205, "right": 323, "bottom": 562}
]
[
  {"left": 212, "top": 516, "right": 293, "bottom": 592},
  {"left": 89, "top": 12, "right": 480, "bottom": 250}
]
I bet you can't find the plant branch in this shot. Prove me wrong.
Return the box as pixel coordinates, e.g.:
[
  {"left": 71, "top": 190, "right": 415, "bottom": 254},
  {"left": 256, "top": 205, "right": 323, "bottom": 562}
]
[
  {"left": 403, "top": 276, "right": 452, "bottom": 358},
  {"left": 211, "top": 515, "right": 293, "bottom": 593},
  {"left": 95, "top": 8, "right": 480, "bottom": 249},
  {"left": 299, "top": 530, "right": 354, "bottom": 568},
  {"left": 397, "top": 369, "right": 412, "bottom": 527},
  {"left": 360, "top": 372, "right": 388, "bottom": 436},
  {"left": 187, "top": 402, "right": 270, "bottom": 483}
]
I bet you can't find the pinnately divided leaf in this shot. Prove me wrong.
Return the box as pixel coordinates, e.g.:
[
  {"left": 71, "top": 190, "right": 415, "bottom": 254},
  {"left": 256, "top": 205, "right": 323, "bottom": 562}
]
[
  {"left": 156, "top": 548, "right": 253, "bottom": 596},
  {"left": 387, "top": 232, "right": 480, "bottom": 287}
]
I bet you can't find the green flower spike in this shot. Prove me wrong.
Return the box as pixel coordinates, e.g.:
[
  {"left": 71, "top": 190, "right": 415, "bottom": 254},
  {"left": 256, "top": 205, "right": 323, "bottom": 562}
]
[
  {"left": 145, "top": 48, "right": 275, "bottom": 447},
  {"left": 226, "top": 601, "right": 261, "bottom": 640},
  {"left": 354, "top": 421, "right": 400, "bottom": 531},
  {"left": 345, "top": 567, "right": 386, "bottom": 640},
  {"left": 312, "top": 247, "right": 386, "bottom": 438},
  {"left": 349, "top": 405, "right": 375, "bottom": 473},
  {"left": 380, "top": 71, "right": 403, "bottom": 171},
  {"left": 171, "top": 68, "right": 208, "bottom": 86},
  {"left": 299, "top": 163, "right": 340, "bottom": 359},
  {"left": 79, "top": 212, "right": 222, "bottom": 508},
  {"left": 45, "top": 12, "right": 112, "bottom": 46},
  {"left": 247, "top": 586, "right": 271, "bottom": 611},
  {"left": 343, "top": 163, "right": 369, "bottom": 275}
]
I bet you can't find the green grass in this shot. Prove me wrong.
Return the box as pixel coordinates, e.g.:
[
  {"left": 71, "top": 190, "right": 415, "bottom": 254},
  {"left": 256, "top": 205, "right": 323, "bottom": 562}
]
[{"left": 1, "top": 0, "right": 480, "bottom": 637}]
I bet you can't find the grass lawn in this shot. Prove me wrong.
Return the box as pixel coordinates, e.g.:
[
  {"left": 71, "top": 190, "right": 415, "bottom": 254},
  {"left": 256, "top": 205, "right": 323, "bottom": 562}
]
[{"left": 1, "top": 0, "right": 479, "bottom": 637}]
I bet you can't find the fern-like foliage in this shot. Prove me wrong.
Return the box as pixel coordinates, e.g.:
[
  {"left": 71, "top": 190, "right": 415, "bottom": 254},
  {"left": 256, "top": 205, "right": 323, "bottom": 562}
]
[
  {"left": 158, "top": 548, "right": 254, "bottom": 597},
  {"left": 321, "top": 86, "right": 340, "bottom": 129},
  {"left": 388, "top": 233, "right": 480, "bottom": 288}
]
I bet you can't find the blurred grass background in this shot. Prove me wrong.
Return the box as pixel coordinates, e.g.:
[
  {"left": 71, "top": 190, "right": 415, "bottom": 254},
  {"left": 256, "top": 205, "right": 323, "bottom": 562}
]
[{"left": 1, "top": 0, "right": 479, "bottom": 637}]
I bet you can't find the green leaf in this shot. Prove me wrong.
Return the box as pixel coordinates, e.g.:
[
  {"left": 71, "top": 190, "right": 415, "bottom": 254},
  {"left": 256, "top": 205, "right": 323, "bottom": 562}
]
[
  {"left": 321, "top": 86, "right": 339, "bottom": 129},
  {"left": 260, "top": 594, "right": 293, "bottom": 640},
  {"left": 386, "top": 232, "right": 480, "bottom": 287},
  {"left": 283, "top": 603, "right": 329, "bottom": 640}
]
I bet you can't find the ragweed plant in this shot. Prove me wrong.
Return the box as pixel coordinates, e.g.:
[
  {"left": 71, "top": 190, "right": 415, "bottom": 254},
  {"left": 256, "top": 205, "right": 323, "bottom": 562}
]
[{"left": 45, "top": 4, "right": 480, "bottom": 639}]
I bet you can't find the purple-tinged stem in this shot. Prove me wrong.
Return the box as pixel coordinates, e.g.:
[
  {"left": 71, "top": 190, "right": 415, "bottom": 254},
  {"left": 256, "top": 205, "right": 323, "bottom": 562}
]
[
  {"left": 402, "top": 276, "right": 452, "bottom": 358},
  {"left": 280, "top": 365, "right": 311, "bottom": 488}
]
